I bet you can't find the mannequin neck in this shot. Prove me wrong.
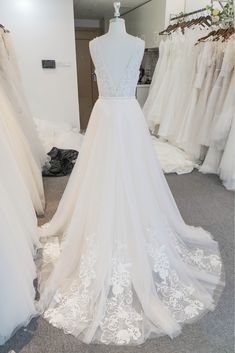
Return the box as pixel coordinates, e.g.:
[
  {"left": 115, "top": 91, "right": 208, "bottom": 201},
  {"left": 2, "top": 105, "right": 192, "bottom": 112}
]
[{"left": 108, "top": 18, "right": 127, "bottom": 36}]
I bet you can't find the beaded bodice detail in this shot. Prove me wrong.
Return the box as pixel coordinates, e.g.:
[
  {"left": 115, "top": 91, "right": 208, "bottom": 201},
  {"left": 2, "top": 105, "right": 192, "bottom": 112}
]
[{"left": 90, "top": 37, "right": 144, "bottom": 98}]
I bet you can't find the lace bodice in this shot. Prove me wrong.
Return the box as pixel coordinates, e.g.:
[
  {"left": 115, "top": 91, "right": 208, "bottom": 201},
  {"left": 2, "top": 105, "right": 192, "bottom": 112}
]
[{"left": 90, "top": 37, "right": 145, "bottom": 98}]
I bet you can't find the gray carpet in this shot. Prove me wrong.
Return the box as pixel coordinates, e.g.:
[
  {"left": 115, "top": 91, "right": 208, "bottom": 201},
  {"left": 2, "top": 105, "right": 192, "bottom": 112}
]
[{"left": 1, "top": 171, "right": 234, "bottom": 353}]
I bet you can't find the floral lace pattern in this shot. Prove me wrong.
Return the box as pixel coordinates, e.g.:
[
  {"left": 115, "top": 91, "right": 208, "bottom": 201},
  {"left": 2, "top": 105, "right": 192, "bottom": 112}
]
[
  {"left": 146, "top": 227, "right": 222, "bottom": 323},
  {"left": 90, "top": 37, "right": 144, "bottom": 98},
  {"left": 175, "top": 240, "right": 222, "bottom": 274},
  {"left": 44, "top": 234, "right": 97, "bottom": 334},
  {"left": 42, "top": 226, "right": 222, "bottom": 344},
  {"left": 42, "top": 238, "right": 60, "bottom": 264},
  {"left": 44, "top": 238, "right": 143, "bottom": 344},
  {"left": 100, "top": 242, "right": 143, "bottom": 345},
  {"left": 147, "top": 242, "right": 205, "bottom": 322}
]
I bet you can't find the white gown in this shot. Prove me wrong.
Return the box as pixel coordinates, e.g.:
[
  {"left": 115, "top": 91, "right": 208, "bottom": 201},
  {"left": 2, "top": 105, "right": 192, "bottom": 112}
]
[
  {"left": 38, "top": 36, "right": 224, "bottom": 345},
  {"left": 0, "top": 117, "right": 41, "bottom": 254},
  {"left": 0, "top": 187, "right": 38, "bottom": 345},
  {"left": 219, "top": 111, "right": 235, "bottom": 190},
  {"left": 0, "top": 28, "right": 47, "bottom": 169},
  {"left": 200, "top": 39, "right": 235, "bottom": 177},
  {"left": 175, "top": 41, "right": 214, "bottom": 159},
  {"left": 143, "top": 39, "right": 170, "bottom": 130},
  {"left": 0, "top": 84, "right": 45, "bottom": 215},
  {"left": 0, "top": 31, "right": 45, "bottom": 215},
  {"left": 0, "top": 121, "right": 40, "bottom": 344}
]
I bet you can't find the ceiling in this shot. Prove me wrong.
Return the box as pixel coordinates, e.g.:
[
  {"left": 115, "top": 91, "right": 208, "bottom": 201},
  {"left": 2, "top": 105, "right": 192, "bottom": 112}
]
[{"left": 73, "top": 0, "right": 149, "bottom": 19}]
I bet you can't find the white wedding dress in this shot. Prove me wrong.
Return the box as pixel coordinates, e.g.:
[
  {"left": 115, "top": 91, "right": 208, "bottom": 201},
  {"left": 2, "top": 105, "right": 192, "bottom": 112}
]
[
  {"left": 0, "top": 120, "right": 40, "bottom": 344},
  {"left": 0, "top": 28, "right": 47, "bottom": 169},
  {"left": 0, "top": 28, "right": 45, "bottom": 215},
  {"left": 38, "top": 34, "right": 224, "bottom": 345},
  {"left": 0, "top": 186, "right": 38, "bottom": 345}
]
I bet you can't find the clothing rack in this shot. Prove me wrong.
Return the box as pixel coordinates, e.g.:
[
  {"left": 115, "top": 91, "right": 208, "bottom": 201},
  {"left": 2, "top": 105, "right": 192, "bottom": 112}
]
[{"left": 170, "top": 8, "right": 207, "bottom": 21}]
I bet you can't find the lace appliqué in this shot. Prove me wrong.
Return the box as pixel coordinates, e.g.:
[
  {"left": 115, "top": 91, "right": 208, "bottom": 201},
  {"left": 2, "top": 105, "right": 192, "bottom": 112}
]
[
  {"left": 100, "top": 242, "right": 143, "bottom": 345},
  {"left": 44, "top": 233, "right": 97, "bottom": 334},
  {"left": 42, "top": 225, "right": 222, "bottom": 343},
  {"left": 42, "top": 238, "right": 60, "bottom": 264},
  {"left": 91, "top": 38, "right": 143, "bottom": 98},
  {"left": 146, "top": 228, "right": 208, "bottom": 322},
  {"left": 175, "top": 239, "right": 222, "bottom": 275}
]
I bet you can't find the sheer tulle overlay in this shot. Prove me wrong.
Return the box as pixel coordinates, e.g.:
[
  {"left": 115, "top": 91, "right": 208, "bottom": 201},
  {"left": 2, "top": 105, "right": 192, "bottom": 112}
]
[
  {"left": 38, "top": 97, "right": 224, "bottom": 345},
  {"left": 0, "top": 85, "right": 45, "bottom": 215},
  {"left": 0, "top": 29, "right": 46, "bottom": 215},
  {"left": 0, "top": 134, "right": 40, "bottom": 344},
  {"left": 0, "top": 187, "right": 38, "bottom": 345},
  {"left": 0, "top": 28, "right": 47, "bottom": 169}
]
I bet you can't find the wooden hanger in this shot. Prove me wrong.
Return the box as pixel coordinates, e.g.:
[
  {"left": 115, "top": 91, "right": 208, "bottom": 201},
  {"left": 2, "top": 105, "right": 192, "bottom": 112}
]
[
  {"left": 195, "top": 26, "right": 234, "bottom": 45},
  {"left": 160, "top": 15, "right": 212, "bottom": 36}
]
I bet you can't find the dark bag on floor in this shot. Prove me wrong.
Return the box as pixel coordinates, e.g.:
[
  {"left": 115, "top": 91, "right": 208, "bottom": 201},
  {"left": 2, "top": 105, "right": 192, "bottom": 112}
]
[{"left": 43, "top": 147, "right": 78, "bottom": 177}]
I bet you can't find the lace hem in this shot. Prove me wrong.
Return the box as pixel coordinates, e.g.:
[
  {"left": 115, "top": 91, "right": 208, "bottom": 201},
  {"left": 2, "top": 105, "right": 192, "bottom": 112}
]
[{"left": 37, "top": 225, "right": 224, "bottom": 345}]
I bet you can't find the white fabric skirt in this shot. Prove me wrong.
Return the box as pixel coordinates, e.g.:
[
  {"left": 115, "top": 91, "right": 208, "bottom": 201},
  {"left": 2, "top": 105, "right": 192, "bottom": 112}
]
[
  {"left": 0, "top": 85, "right": 45, "bottom": 215},
  {"left": 0, "top": 120, "right": 40, "bottom": 345},
  {"left": 38, "top": 97, "right": 224, "bottom": 345}
]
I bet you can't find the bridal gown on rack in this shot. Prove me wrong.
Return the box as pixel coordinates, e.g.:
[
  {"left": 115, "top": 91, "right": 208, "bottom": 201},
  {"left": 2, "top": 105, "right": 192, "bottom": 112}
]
[
  {"left": 200, "top": 38, "right": 235, "bottom": 176},
  {"left": 38, "top": 35, "right": 224, "bottom": 345}
]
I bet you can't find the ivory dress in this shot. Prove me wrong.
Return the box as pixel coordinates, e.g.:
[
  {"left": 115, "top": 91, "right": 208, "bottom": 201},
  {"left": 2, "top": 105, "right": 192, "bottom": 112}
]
[
  {"left": 143, "top": 39, "right": 170, "bottom": 130},
  {"left": 0, "top": 30, "right": 45, "bottom": 215},
  {"left": 38, "top": 36, "right": 224, "bottom": 345},
  {"left": 200, "top": 38, "right": 235, "bottom": 176},
  {"left": 219, "top": 111, "right": 235, "bottom": 190},
  {"left": 0, "top": 28, "right": 47, "bottom": 169},
  {"left": 0, "top": 84, "right": 45, "bottom": 215},
  {"left": 0, "top": 119, "right": 40, "bottom": 345}
]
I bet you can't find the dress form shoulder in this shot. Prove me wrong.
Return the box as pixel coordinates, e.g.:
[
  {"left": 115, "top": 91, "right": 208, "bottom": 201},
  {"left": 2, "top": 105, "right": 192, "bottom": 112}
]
[
  {"left": 90, "top": 32, "right": 144, "bottom": 49},
  {"left": 90, "top": 34, "right": 144, "bottom": 62}
]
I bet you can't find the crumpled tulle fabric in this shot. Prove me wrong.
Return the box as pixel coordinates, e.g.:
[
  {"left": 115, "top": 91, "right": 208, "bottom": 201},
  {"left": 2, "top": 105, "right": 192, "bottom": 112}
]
[
  {"left": 38, "top": 98, "right": 224, "bottom": 345},
  {"left": 151, "top": 136, "right": 197, "bottom": 175},
  {"left": 34, "top": 118, "right": 84, "bottom": 154}
]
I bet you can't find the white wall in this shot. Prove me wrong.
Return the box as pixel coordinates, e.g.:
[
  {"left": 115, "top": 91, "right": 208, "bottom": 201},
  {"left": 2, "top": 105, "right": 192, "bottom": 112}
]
[
  {"left": 185, "top": 0, "right": 209, "bottom": 12},
  {"left": 0, "top": 0, "right": 80, "bottom": 127},
  {"left": 165, "top": 0, "right": 211, "bottom": 24},
  {"left": 123, "top": 0, "right": 166, "bottom": 48},
  {"left": 165, "top": 0, "right": 185, "bottom": 25}
]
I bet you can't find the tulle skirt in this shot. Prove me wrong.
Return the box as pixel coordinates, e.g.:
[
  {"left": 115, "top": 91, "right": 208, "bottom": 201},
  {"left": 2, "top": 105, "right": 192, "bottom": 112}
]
[
  {"left": 0, "top": 30, "right": 47, "bottom": 169},
  {"left": 0, "top": 123, "right": 40, "bottom": 345},
  {"left": 0, "top": 85, "right": 45, "bottom": 215},
  {"left": 219, "top": 114, "right": 235, "bottom": 190},
  {"left": 38, "top": 97, "right": 224, "bottom": 345},
  {"left": 0, "top": 188, "right": 38, "bottom": 345}
]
